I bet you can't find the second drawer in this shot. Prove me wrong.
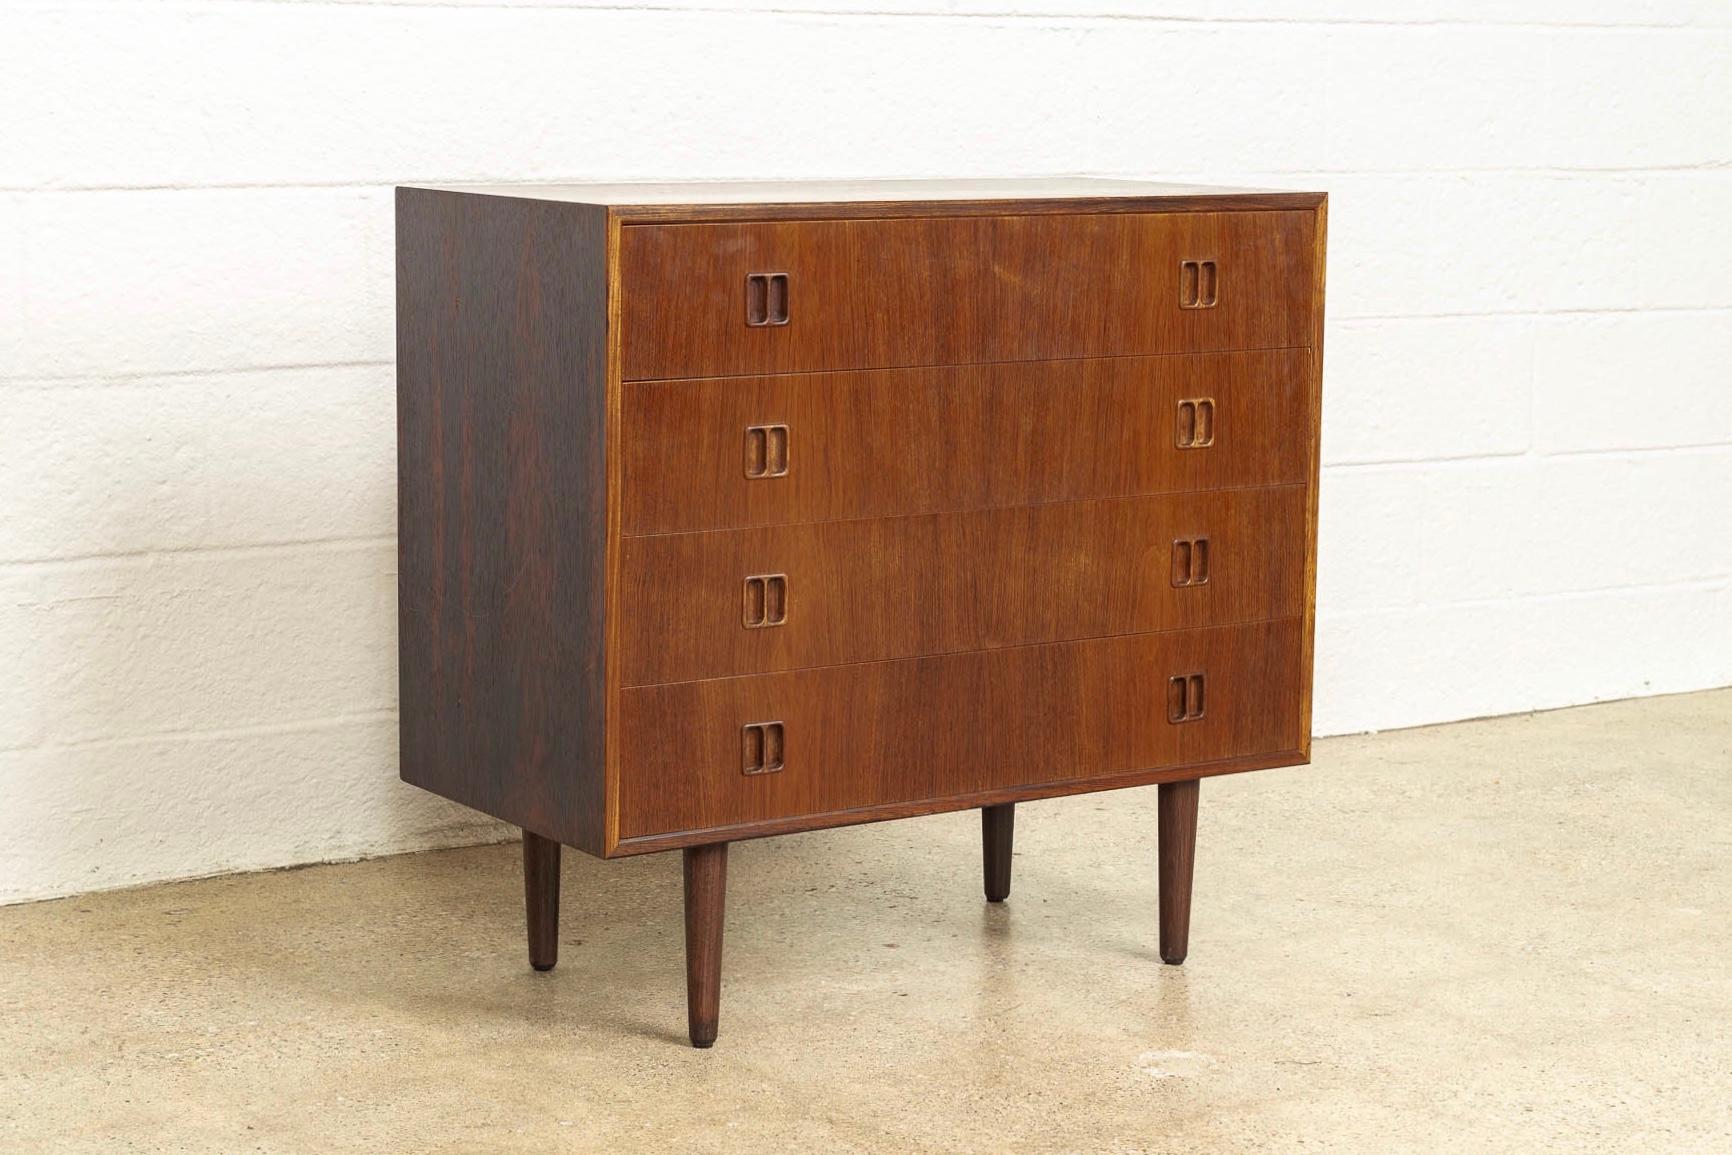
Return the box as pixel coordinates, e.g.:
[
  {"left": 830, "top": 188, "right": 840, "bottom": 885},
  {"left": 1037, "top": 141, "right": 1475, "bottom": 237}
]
[
  {"left": 623, "top": 348, "right": 1313, "bottom": 535},
  {"left": 619, "top": 484, "right": 1306, "bottom": 686}
]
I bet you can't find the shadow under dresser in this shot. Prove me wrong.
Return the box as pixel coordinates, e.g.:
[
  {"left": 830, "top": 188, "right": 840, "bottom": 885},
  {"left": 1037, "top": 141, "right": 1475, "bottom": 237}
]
[{"left": 395, "top": 177, "right": 1327, "bottom": 1047}]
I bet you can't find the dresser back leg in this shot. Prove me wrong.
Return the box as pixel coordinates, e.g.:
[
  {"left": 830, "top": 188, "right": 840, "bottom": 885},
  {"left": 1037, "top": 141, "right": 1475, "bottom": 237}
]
[
  {"left": 523, "top": 830, "right": 562, "bottom": 972},
  {"left": 683, "top": 842, "right": 730, "bottom": 1048},
  {"left": 982, "top": 804, "right": 1015, "bottom": 902},
  {"left": 1158, "top": 779, "right": 1200, "bottom": 965}
]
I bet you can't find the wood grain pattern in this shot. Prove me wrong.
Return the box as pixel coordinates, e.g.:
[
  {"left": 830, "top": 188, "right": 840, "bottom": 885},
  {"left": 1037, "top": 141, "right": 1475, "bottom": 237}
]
[
  {"left": 393, "top": 184, "right": 1324, "bottom": 868},
  {"left": 683, "top": 842, "right": 728, "bottom": 1048},
  {"left": 395, "top": 188, "right": 610, "bottom": 855},
  {"left": 616, "top": 618, "right": 1302, "bottom": 841},
  {"left": 982, "top": 804, "right": 1014, "bottom": 903},
  {"left": 622, "top": 349, "right": 1311, "bottom": 535},
  {"left": 619, "top": 485, "right": 1306, "bottom": 686},
  {"left": 1158, "top": 778, "right": 1200, "bottom": 965},
  {"left": 523, "top": 830, "right": 561, "bottom": 972},
  {"left": 619, "top": 211, "right": 1316, "bottom": 380},
  {"left": 613, "top": 749, "right": 1298, "bottom": 857},
  {"left": 420, "top": 178, "right": 1325, "bottom": 223},
  {"left": 612, "top": 192, "right": 1325, "bottom": 224}
]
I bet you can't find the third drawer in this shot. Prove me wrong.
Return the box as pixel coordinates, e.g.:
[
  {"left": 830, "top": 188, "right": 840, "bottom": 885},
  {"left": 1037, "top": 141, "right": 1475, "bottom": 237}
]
[{"left": 619, "top": 484, "right": 1306, "bottom": 687}]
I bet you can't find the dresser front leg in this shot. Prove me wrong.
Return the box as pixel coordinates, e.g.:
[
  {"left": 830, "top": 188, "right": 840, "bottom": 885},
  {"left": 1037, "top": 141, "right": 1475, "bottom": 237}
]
[
  {"left": 1158, "top": 779, "right": 1199, "bottom": 965},
  {"left": 523, "top": 830, "right": 561, "bottom": 972},
  {"left": 982, "top": 803, "right": 1015, "bottom": 902},
  {"left": 683, "top": 842, "right": 729, "bottom": 1048}
]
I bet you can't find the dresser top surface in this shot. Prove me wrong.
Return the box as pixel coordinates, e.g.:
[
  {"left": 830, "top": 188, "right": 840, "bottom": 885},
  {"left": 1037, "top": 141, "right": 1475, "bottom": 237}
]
[{"left": 405, "top": 178, "right": 1325, "bottom": 221}]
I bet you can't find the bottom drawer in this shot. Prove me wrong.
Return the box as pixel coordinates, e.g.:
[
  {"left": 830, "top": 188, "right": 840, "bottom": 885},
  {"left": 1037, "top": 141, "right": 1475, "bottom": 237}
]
[{"left": 616, "top": 617, "right": 1303, "bottom": 841}]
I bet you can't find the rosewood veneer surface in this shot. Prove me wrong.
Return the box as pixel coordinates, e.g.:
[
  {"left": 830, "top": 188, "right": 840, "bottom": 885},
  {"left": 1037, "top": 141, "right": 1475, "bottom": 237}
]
[{"left": 396, "top": 177, "right": 1327, "bottom": 1045}]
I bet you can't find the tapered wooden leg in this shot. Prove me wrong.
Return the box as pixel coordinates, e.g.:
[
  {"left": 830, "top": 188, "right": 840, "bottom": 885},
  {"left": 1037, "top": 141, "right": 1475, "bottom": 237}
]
[
  {"left": 1158, "top": 779, "right": 1200, "bottom": 965},
  {"left": 523, "top": 830, "right": 561, "bottom": 972},
  {"left": 683, "top": 842, "right": 729, "bottom": 1048},
  {"left": 982, "top": 803, "right": 1015, "bottom": 903}
]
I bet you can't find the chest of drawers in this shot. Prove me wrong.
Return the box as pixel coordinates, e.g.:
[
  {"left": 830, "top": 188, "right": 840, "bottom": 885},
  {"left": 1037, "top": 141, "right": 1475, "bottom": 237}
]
[{"left": 395, "top": 178, "right": 1327, "bottom": 1047}]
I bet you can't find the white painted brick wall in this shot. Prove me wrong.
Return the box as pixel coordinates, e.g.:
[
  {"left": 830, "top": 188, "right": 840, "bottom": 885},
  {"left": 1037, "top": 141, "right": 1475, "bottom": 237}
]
[{"left": 3, "top": 0, "right": 1729, "bottom": 904}]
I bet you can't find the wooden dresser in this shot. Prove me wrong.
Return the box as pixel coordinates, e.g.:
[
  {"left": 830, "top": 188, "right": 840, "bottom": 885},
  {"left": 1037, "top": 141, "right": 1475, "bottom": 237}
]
[{"left": 395, "top": 178, "right": 1327, "bottom": 1047}]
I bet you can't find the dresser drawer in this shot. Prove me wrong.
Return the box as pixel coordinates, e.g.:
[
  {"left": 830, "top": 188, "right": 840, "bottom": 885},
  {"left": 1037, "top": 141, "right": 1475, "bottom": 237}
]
[
  {"left": 619, "top": 485, "right": 1304, "bottom": 686},
  {"left": 618, "top": 211, "right": 1316, "bottom": 380},
  {"left": 623, "top": 349, "right": 1311, "bottom": 535},
  {"left": 616, "top": 617, "right": 1302, "bottom": 840}
]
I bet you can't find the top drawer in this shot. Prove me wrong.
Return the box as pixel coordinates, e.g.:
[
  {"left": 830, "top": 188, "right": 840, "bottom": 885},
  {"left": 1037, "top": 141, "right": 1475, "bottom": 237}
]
[{"left": 618, "top": 210, "right": 1317, "bottom": 380}]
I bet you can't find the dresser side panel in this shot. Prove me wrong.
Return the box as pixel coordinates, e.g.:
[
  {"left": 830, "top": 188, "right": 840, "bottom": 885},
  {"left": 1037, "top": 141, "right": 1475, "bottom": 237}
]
[{"left": 396, "top": 189, "right": 609, "bottom": 856}]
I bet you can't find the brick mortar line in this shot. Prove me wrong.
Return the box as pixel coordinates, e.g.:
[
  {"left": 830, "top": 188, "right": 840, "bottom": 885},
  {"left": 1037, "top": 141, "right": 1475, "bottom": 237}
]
[
  {"left": 1324, "top": 443, "right": 1732, "bottom": 472},
  {"left": 1335, "top": 306, "right": 1732, "bottom": 323},
  {"left": 0, "top": 535, "right": 396, "bottom": 572},
  {"left": 0, "top": 363, "right": 395, "bottom": 391},
  {"left": 118, "top": 1, "right": 1732, "bottom": 32},
  {"left": 4, "top": 164, "right": 1732, "bottom": 195},
  {"left": 10, "top": 435, "right": 1732, "bottom": 570},
  {"left": 1320, "top": 575, "right": 1732, "bottom": 623},
  {"left": 8, "top": 571, "right": 1728, "bottom": 757},
  {"left": 0, "top": 708, "right": 401, "bottom": 758},
  {"left": 4, "top": 307, "right": 1732, "bottom": 390}
]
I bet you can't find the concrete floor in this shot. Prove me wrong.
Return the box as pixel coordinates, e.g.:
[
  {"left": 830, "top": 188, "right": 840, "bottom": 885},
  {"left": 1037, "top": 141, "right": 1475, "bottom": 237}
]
[{"left": 2, "top": 691, "right": 1728, "bottom": 1153}]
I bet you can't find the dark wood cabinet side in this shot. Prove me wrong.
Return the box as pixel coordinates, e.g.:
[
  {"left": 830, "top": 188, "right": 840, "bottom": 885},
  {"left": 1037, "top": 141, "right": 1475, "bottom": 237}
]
[{"left": 395, "top": 189, "right": 611, "bottom": 855}]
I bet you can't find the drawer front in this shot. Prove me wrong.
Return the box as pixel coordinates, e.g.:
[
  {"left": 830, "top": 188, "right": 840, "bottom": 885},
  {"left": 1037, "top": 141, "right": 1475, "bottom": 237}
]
[
  {"left": 623, "top": 349, "right": 1312, "bottom": 535},
  {"left": 617, "top": 618, "right": 1303, "bottom": 840},
  {"left": 618, "top": 211, "right": 1316, "bottom": 380},
  {"left": 620, "top": 485, "right": 1305, "bottom": 686}
]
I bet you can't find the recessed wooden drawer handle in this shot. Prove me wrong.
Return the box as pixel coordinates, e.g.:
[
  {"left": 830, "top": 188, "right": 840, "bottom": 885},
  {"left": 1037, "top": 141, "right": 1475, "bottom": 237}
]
[
  {"left": 1167, "top": 674, "right": 1206, "bottom": 723},
  {"left": 1179, "top": 259, "right": 1217, "bottom": 309},
  {"left": 1176, "top": 398, "right": 1215, "bottom": 448},
  {"left": 743, "top": 574, "right": 788, "bottom": 629},
  {"left": 745, "top": 272, "right": 790, "bottom": 327},
  {"left": 744, "top": 424, "right": 789, "bottom": 478},
  {"left": 742, "top": 721, "right": 784, "bottom": 775},
  {"left": 1171, "top": 537, "right": 1210, "bottom": 588}
]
